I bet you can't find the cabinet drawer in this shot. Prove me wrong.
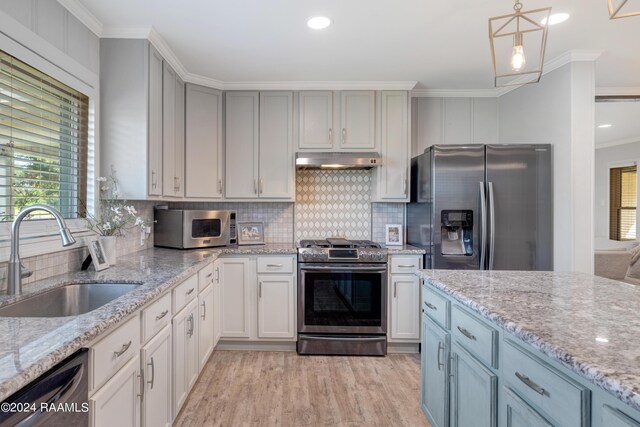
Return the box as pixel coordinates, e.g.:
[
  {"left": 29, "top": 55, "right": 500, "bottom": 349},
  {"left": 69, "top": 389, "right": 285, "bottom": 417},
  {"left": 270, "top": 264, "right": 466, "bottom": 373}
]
[
  {"left": 257, "top": 256, "right": 294, "bottom": 274},
  {"left": 173, "top": 274, "right": 198, "bottom": 313},
  {"left": 141, "top": 292, "right": 171, "bottom": 343},
  {"left": 90, "top": 315, "right": 140, "bottom": 392},
  {"left": 422, "top": 285, "right": 449, "bottom": 329},
  {"left": 602, "top": 405, "right": 640, "bottom": 427},
  {"left": 451, "top": 305, "right": 498, "bottom": 368},
  {"left": 390, "top": 256, "right": 421, "bottom": 274},
  {"left": 198, "top": 262, "right": 215, "bottom": 293},
  {"left": 503, "top": 340, "right": 588, "bottom": 427}
]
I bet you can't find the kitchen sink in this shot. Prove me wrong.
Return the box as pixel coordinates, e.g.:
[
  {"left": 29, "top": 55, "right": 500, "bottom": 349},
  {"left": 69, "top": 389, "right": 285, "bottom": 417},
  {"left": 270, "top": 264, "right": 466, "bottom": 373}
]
[{"left": 0, "top": 282, "right": 142, "bottom": 318}]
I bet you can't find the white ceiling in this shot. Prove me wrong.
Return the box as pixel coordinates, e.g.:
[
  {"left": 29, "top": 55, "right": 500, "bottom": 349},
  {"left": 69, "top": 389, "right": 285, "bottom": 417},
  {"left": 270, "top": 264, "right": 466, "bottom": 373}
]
[
  {"left": 73, "top": 0, "right": 640, "bottom": 91},
  {"left": 595, "top": 101, "right": 640, "bottom": 148}
]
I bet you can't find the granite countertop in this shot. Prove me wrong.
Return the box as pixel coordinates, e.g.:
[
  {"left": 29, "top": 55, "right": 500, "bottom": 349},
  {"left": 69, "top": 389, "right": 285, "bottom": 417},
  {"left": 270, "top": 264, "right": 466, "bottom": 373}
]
[
  {"left": 0, "top": 244, "right": 296, "bottom": 401},
  {"left": 418, "top": 270, "right": 640, "bottom": 412},
  {"left": 382, "top": 244, "right": 426, "bottom": 255}
]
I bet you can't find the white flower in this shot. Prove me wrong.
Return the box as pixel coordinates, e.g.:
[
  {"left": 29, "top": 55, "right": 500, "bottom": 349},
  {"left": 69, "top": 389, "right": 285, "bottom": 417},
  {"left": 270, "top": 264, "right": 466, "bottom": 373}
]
[
  {"left": 101, "top": 186, "right": 109, "bottom": 191},
  {"left": 97, "top": 177, "right": 107, "bottom": 182},
  {"left": 103, "top": 222, "right": 112, "bottom": 230},
  {"left": 111, "top": 207, "right": 121, "bottom": 215},
  {"left": 135, "top": 217, "right": 144, "bottom": 226},
  {"left": 124, "top": 206, "right": 137, "bottom": 215}
]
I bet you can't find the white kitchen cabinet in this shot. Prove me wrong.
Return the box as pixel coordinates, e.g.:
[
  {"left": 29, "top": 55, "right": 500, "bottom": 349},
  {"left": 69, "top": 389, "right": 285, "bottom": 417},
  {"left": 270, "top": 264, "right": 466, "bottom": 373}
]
[
  {"left": 141, "top": 325, "right": 172, "bottom": 427},
  {"left": 219, "top": 257, "right": 252, "bottom": 338},
  {"left": 375, "top": 91, "right": 410, "bottom": 201},
  {"left": 340, "top": 91, "right": 376, "bottom": 150},
  {"left": 100, "top": 39, "right": 164, "bottom": 199},
  {"left": 162, "top": 66, "right": 185, "bottom": 198},
  {"left": 259, "top": 92, "right": 294, "bottom": 198},
  {"left": 257, "top": 275, "right": 295, "bottom": 339},
  {"left": 90, "top": 355, "right": 141, "bottom": 427},
  {"left": 213, "top": 259, "right": 222, "bottom": 347},
  {"left": 388, "top": 255, "right": 422, "bottom": 342},
  {"left": 225, "top": 92, "right": 293, "bottom": 200},
  {"left": 298, "top": 91, "right": 334, "bottom": 149},
  {"left": 198, "top": 283, "right": 215, "bottom": 371},
  {"left": 172, "top": 299, "right": 199, "bottom": 417},
  {"left": 185, "top": 84, "right": 223, "bottom": 198}
]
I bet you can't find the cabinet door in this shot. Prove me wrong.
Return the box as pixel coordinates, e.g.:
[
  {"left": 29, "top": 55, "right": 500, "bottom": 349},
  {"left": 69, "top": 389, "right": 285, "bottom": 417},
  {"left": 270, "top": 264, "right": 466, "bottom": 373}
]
[
  {"left": 220, "top": 258, "right": 252, "bottom": 338},
  {"left": 259, "top": 92, "right": 293, "bottom": 199},
  {"left": 162, "top": 62, "right": 176, "bottom": 197},
  {"left": 340, "top": 91, "right": 375, "bottom": 150},
  {"left": 198, "top": 285, "right": 215, "bottom": 371},
  {"left": 213, "top": 260, "right": 222, "bottom": 347},
  {"left": 390, "top": 274, "right": 420, "bottom": 341},
  {"left": 173, "top": 77, "right": 185, "bottom": 197},
  {"left": 90, "top": 355, "right": 140, "bottom": 427},
  {"left": 141, "top": 326, "right": 172, "bottom": 427},
  {"left": 172, "top": 299, "right": 198, "bottom": 417},
  {"left": 503, "top": 387, "right": 553, "bottom": 427},
  {"left": 225, "top": 92, "right": 259, "bottom": 198},
  {"left": 148, "top": 45, "right": 163, "bottom": 196},
  {"left": 298, "top": 91, "right": 333, "bottom": 149},
  {"left": 450, "top": 342, "right": 498, "bottom": 427},
  {"left": 421, "top": 315, "right": 449, "bottom": 427},
  {"left": 601, "top": 405, "right": 640, "bottom": 427},
  {"left": 185, "top": 85, "right": 223, "bottom": 198},
  {"left": 379, "top": 91, "right": 409, "bottom": 200},
  {"left": 257, "top": 274, "right": 295, "bottom": 339}
]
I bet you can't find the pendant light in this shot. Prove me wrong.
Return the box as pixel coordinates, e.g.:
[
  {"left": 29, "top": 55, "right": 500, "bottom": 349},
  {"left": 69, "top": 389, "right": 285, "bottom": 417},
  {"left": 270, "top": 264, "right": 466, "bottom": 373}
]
[
  {"left": 608, "top": 0, "right": 640, "bottom": 19},
  {"left": 489, "top": 0, "right": 551, "bottom": 87}
]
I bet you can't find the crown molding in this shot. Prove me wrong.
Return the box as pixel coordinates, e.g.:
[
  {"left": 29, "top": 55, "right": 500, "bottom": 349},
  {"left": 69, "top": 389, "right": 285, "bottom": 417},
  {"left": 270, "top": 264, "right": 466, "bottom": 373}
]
[
  {"left": 595, "top": 136, "right": 640, "bottom": 150},
  {"left": 56, "top": 0, "right": 103, "bottom": 36},
  {"left": 100, "top": 27, "right": 151, "bottom": 39},
  {"left": 411, "top": 88, "right": 499, "bottom": 98},
  {"left": 224, "top": 81, "right": 418, "bottom": 91},
  {"left": 596, "top": 87, "right": 640, "bottom": 96},
  {"left": 184, "top": 73, "right": 225, "bottom": 90}
]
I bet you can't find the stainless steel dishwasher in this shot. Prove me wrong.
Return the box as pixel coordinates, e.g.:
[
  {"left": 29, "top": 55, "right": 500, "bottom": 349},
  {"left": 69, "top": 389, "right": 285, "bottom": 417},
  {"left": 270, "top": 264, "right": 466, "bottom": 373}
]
[{"left": 0, "top": 349, "right": 89, "bottom": 427}]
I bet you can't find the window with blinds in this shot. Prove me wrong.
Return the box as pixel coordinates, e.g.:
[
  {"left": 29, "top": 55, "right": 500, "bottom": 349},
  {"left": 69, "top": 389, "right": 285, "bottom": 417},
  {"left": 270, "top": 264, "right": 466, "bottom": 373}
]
[
  {"left": 610, "top": 165, "right": 637, "bottom": 241},
  {"left": 0, "top": 49, "right": 88, "bottom": 221}
]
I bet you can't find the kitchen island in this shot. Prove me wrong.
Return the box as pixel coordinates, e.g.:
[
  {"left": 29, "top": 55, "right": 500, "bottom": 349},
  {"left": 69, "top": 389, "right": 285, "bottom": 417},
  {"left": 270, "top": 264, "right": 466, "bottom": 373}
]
[{"left": 418, "top": 270, "right": 640, "bottom": 427}]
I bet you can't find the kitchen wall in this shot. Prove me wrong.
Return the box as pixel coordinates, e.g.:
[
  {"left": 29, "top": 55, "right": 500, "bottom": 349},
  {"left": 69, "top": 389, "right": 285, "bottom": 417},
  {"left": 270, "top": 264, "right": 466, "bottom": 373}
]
[{"left": 594, "top": 142, "right": 640, "bottom": 245}]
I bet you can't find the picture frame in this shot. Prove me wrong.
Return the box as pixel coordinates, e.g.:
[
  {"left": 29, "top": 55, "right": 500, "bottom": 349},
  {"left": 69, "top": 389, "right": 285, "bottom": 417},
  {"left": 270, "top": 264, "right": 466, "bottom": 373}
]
[
  {"left": 87, "top": 238, "right": 110, "bottom": 271},
  {"left": 237, "top": 222, "right": 266, "bottom": 245},
  {"left": 385, "top": 224, "right": 403, "bottom": 246}
]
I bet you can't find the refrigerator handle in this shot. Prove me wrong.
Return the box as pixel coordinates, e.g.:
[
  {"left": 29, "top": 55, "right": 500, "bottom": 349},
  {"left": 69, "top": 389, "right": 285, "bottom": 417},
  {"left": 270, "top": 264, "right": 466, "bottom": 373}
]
[
  {"left": 479, "top": 182, "right": 487, "bottom": 270},
  {"left": 488, "top": 182, "right": 496, "bottom": 270}
]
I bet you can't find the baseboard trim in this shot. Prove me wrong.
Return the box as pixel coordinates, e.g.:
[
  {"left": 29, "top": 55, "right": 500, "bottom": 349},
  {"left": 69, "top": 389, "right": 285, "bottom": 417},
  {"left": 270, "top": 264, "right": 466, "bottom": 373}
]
[
  {"left": 388, "top": 342, "right": 420, "bottom": 354},
  {"left": 216, "top": 340, "right": 297, "bottom": 352}
]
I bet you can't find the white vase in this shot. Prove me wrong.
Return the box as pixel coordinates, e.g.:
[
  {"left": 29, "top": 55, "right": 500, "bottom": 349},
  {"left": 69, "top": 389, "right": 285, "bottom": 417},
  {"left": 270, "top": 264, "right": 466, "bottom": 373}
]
[{"left": 99, "top": 236, "right": 118, "bottom": 266}]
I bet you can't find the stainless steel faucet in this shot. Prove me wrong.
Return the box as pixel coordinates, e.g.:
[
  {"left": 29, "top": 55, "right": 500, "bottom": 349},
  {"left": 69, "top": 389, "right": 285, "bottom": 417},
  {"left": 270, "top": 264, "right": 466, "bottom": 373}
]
[{"left": 8, "top": 204, "right": 76, "bottom": 295}]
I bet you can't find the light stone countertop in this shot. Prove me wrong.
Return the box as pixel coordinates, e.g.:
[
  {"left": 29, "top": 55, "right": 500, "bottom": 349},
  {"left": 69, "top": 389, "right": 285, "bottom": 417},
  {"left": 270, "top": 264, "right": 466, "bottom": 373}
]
[
  {"left": 418, "top": 269, "right": 640, "bottom": 412},
  {"left": 382, "top": 244, "right": 426, "bottom": 255},
  {"left": 0, "top": 244, "right": 296, "bottom": 401}
]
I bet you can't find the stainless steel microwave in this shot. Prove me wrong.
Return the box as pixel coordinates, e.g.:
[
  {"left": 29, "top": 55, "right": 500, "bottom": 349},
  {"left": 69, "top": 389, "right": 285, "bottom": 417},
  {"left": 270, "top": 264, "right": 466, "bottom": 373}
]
[{"left": 154, "top": 209, "right": 236, "bottom": 249}]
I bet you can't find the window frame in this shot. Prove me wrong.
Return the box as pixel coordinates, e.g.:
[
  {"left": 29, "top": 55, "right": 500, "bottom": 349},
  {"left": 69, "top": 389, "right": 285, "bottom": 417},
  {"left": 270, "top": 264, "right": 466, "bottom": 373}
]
[{"left": 609, "top": 162, "right": 638, "bottom": 241}]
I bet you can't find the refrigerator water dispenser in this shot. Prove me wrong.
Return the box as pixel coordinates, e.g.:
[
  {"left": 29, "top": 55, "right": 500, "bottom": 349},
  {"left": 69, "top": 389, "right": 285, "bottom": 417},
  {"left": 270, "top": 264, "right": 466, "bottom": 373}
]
[{"left": 441, "top": 210, "right": 473, "bottom": 256}]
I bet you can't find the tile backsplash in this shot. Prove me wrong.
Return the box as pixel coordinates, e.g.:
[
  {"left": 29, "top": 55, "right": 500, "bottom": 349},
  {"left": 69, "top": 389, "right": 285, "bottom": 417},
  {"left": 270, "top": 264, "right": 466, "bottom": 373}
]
[{"left": 371, "top": 203, "right": 406, "bottom": 244}]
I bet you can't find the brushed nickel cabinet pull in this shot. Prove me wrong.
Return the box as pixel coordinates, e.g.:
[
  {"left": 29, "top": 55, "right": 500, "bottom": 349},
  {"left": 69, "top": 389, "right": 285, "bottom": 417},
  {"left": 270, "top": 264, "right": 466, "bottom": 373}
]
[
  {"left": 155, "top": 310, "right": 169, "bottom": 321},
  {"left": 437, "top": 342, "right": 445, "bottom": 370},
  {"left": 397, "top": 264, "right": 416, "bottom": 268},
  {"left": 215, "top": 267, "right": 220, "bottom": 283},
  {"left": 424, "top": 301, "right": 437, "bottom": 310},
  {"left": 259, "top": 179, "right": 264, "bottom": 194},
  {"left": 201, "top": 300, "right": 206, "bottom": 320},
  {"left": 147, "top": 357, "right": 155, "bottom": 389},
  {"left": 515, "top": 372, "right": 546, "bottom": 396},
  {"left": 218, "top": 179, "right": 222, "bottom": 194},
  {"left": 206, "top": 273, "right": 213, "bottom": 278},
  {"left": 393, "top": 282, "right": 397, "bottom": 298},
  {"left": 258, "top": 281, "right": 262, "bottom": 298},
  {"left": 137, "top": 369, "right": 145, "bottom": 401},
  {"left": 114, "top": 340, "right": 132, "bottom": 358},
  {"left": 342, "top": 128, "right": 346, "bottom": 144},
  {"left": 266, "top": 264, "right": 283, "bottom": 268},
  {"left": 329, "top": 128, "right": 333, "bottom": 145},
  {"left": 151, "top": 171, "right": 157, "bottom": 189},
  {"left": 186, "top": 288, "right": 195, "bottom": 296},
  {"left": 457, "top": 326, "right": 477, "bottom": 341}
]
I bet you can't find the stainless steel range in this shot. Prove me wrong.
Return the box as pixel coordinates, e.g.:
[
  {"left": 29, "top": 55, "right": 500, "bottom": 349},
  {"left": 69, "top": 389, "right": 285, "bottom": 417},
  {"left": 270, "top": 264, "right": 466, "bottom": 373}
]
[{"left": 297, "top": 238, "right": 388, "bottom": 356}]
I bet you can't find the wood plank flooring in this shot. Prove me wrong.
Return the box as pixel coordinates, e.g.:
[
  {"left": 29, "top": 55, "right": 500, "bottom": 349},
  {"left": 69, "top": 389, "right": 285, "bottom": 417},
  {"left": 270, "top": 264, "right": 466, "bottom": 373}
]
[{"left": 174, "top": 350, "right": 430, "bottom": 427}]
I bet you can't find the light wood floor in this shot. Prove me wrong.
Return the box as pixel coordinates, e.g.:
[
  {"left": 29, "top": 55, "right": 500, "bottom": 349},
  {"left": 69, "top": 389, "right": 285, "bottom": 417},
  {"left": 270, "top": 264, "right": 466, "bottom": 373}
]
[{"left": 174, "top": 350, "right": 430, "bottom": 427}]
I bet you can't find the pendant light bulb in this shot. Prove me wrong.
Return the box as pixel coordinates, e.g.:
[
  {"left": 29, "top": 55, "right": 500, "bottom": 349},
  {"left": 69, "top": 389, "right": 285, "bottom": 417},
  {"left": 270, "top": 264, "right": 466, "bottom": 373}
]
[{"left": 510, "top": 33, "right": 526, "bottom": 72}]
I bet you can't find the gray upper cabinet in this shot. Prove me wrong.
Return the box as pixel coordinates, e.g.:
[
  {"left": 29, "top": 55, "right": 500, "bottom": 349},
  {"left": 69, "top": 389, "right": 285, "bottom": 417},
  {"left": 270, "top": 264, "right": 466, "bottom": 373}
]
[
  {"left": 162, "top": 64, "right": 185, "bottom": 198},
  {"left": 298, "top": 91, "right": 333, "bottom": 150},
  {"left": 225, "top": 91, "right": 294, "bottom": 200},
  {"left": 340, "top": 91, "right": 376, "bottom": 150},
  {"left": 100, "top": 39, "right": 164, "bottom": 200},
  {"left": 184, "top": 85, "right": 223, "bottom": 199}
]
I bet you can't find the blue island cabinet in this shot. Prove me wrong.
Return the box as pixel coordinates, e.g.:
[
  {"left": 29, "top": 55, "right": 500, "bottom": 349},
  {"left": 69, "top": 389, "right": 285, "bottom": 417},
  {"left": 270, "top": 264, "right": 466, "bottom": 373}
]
[{"left": 421, "top": 313, "right": 450, "bottom": 427}]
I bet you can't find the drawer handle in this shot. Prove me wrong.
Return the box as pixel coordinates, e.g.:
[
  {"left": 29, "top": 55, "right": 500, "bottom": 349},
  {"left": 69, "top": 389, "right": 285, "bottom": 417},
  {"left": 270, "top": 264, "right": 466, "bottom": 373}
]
[
  {"left": 155, "top": 310, "right": 169, "bottom": 321},
  {"left": 397, "top": 264, "right": 416, "bottom": 268},
  {"left": 457, "top": 326, "right": 477, "bottom": 341},
  {"left": 114, "top": 340, "right": 132, "bottom": 358},
  {"left": 266, "top": 264, "right": 283, "bottom": 268},
  {"left": 187, "top": 314, "right": 194, "bottom": 337},
  {"left": 437, "top": 341, "right": 445, "bottom": 371},
  {"left": 201, "top": 300, "right": 207, "bottom": 320},
  {"left": 206, "top": 273, "right": 213, "bottom": 278},
  {"left": 424, "top": 301, "right": 437, "bottom": 311},
  {"left": 515, "top": 372, "right": 546, "bottom": 396},
  {"left": 186, "top": 288, "right": 195, "bottom": 296}
]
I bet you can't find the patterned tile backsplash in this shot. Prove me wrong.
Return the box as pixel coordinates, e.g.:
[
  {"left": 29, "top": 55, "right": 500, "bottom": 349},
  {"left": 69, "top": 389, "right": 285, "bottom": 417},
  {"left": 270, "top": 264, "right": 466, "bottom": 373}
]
[
  {"left": 371, "top": 203, "right": 406, "bottom": 244},
  {"left": 167, "top": 202, "right": 294, "bottom": 244}
]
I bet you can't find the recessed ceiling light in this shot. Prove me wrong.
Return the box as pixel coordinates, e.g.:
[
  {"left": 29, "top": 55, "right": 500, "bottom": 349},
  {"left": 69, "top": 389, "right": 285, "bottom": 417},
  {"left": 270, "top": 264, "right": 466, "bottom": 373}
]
[
  {"left": 542, "top": 13, "right": 570, "bottom": 26},
  {"left": 595, "top": 337, "right": 609, "bottom": 343},
  {"left": 598, "top": 124, "right": 613, "bottom": 128},
  {"left": 307, "top": 16, "right": 332, "bottom": 30}
]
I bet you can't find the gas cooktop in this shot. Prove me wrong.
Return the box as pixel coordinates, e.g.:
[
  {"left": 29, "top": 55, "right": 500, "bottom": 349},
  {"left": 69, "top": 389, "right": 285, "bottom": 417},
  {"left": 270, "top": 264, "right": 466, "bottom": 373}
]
[
  {"left": 298, "top": 238, "right": 387, "bottom": 263},
  {"left": 298, "top": 238, "right": 382, "bottom": 249}
]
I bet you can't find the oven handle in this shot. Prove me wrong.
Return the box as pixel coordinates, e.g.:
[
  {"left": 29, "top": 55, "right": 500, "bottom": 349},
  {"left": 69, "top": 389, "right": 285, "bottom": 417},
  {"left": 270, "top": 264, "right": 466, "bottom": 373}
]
[
  {"left": 301, "top": 335, "right": 387, "bottom": 342},
  {"left": 299, "top": 265, "right": 387, "bottom": 272}
]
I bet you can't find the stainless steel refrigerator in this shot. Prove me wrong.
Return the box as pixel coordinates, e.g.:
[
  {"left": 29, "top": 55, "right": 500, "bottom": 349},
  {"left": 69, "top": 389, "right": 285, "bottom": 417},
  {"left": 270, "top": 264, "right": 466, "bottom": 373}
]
[{"left": 407, "top": 144, "right": 552, "bottom": 271}]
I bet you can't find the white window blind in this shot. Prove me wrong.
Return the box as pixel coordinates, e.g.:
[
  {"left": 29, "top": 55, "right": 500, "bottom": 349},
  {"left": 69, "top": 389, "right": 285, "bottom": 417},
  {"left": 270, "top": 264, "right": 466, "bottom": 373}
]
[
  {"left": 610, "top": 165, "right": 637, "bottom": 241},
  {"left": 0, "top": 49, "right": 88, "bottom": 221}
]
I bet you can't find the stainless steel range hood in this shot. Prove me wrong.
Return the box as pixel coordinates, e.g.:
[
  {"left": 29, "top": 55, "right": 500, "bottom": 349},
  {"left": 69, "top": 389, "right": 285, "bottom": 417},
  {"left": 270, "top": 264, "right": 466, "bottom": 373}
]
[{"left": 295, "top": 152, "right": 382, "bottom": 170}]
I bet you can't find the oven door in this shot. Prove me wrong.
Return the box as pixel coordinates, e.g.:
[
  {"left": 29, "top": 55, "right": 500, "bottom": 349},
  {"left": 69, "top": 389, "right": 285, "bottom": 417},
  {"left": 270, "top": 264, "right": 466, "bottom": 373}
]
[
  {"left": 183, "top": 210, "right": 230, "bottom": 248},
  {"left": 298, "top": 263, "right": 387, "bottom": 335}
]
